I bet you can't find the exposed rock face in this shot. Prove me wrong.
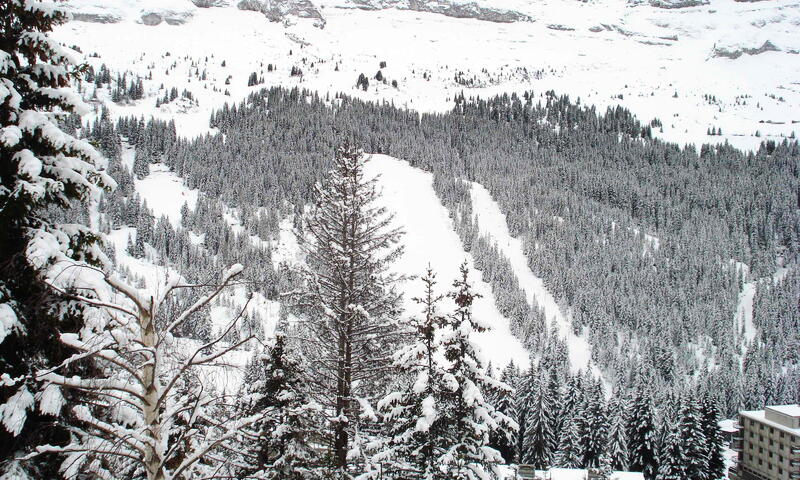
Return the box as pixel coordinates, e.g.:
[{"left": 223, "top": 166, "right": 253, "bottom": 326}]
[
  {"left": 191, "top": 0, "right": 229, "bottom": 6},
  {"left": 138, "top": 10, "right": 194, "bottom": 26},
  {"left": 628, "top": 0, "right": 709, "bottom": 7},
  {"left": 69, "top": 12, "right": 123, "bottom": 23},
  {"left": 713, "top": 40, "right": 780, "bottom": 58},
  {"left": 649, "top": 0, "right": 709, "bottom": 8},
  {"left": 346, "top": 0, "right": 532, "bottom": 23},
  {"left": 238, "top": 0, "right": 326, "bottom": 26}
]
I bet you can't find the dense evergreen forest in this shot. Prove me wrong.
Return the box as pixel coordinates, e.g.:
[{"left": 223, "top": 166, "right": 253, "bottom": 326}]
[
  {"left": 76, "top": 85, "right": 797, "bottom": 479},
  {"left": 99, "top": 87, "right": 795, "bottom": 414}
]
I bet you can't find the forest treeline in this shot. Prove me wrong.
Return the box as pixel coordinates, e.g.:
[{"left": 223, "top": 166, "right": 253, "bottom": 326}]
[{"left": 106, "top": 86, "right": 799, "bottom": 418}]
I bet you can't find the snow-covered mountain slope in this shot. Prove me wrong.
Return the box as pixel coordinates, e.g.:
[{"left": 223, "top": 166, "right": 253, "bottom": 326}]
[
  {"left": 56, "top": 0, "right": 800, "bottom": 151},
  {"left": 364, "top": 154, "right": 530, "bottom": 369},
  {"left": 469, "top": 182, "right": 596, "bottom": 375}
]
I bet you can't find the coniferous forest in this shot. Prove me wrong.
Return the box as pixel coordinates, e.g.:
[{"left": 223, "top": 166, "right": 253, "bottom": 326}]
[{"left": 1, "top": 2, "right": 799, "bottom": 480}]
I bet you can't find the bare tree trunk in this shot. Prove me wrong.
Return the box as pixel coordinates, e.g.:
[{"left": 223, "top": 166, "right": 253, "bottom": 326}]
[
  {"left": 141, "top": 302, "right": 166, "bottom": 480},
  {"left": 334, "top": 324, "right": 348, "bottom": 471}
]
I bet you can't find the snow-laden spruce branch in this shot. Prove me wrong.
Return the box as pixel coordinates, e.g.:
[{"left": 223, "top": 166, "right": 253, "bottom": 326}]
[{"left": 33, "top": 262, "right": 269, "bottom": 480}]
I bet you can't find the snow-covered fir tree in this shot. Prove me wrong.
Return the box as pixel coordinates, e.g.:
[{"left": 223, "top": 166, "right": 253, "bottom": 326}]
[
  {"left": 235, "top": 333, "right": 322, "bottom": 480},
  {"left": 490, "top": 362, "right": 518, "bottom": 463},
  {"left": 627, "top": 388, "right": 659, "bottom": 480},
  {"left": 437, "top": 263, "right": 517, "bottom": 480},
  {"left": 553, "top": 414, "right": 583, "bottom": 469},
  {"left": 699, "top": 397, "right": 726, "bottom": 480},
  {"left": 579, "top": 383, "right": 609, "bottom": 468},
  {"left": 371, "top": 268, "right": 450, "bottom": 479},
  {"left": 677, "top": 398, "right": 708, "bottom": 480},
  {"left": 0, "top": 1, "right": 113, "bottom": 477},
  {"left": 513, "top": 370, "right": 536, "bottom": 462},
  {"left": 295, "top": 145, "right": 404, "bottom": 476},
  {"left": 654, "top": 423, "right": 684, "bottom": 480},
  {"left": 606, "top": 398, "right": 630, "bottom": 471},
  {"left": 520, "top": 372, "right": 555, "bottom": 469}
]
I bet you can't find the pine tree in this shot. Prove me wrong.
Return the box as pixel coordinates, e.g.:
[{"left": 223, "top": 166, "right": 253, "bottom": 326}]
[
  {"left": 296, "top": 145, "right": 404, "bottom": 475},
  {"left": 438, "top": 263, "right": 516, "bottom": 480},
  {"left": 627, "top": 388, "right": 658, "bottom": 480},
  {"left": 0, "top": 1, "right": 113, "bottom": 477},
  {"left": 678, "top": 398, "right": 708, "bottom": 480},
  {"left": 553, "top": 415, "right": 582, "bottom": 468},
  {"left": 373, "top": 268, "right": 450, "bottom": 479},
  {"left": 513, "top": 370, "right": 536, "bottom": 462},
  {"left": 490, "top": 362, "right": 518, "bottom": 463},
  {"left": 521, "top": 372, "right": 554, "bottom": 469},
  {"left": 237, "top": 334, "right": 322, "bottom": 480},
  {"left": 606, "top": 399, "right": 629, "bottom": 471},
  {"left": 655, "top": 423, "right": 684, "bottom": 480},
  {"left": 699, "top": 397, "right": 726, "bottom": 480},
  {"left": 579, "top": 383, "right": 609, "bottom": 468},
  {"left": 594, "top": 452, "right": 614, "bottom": 480}
]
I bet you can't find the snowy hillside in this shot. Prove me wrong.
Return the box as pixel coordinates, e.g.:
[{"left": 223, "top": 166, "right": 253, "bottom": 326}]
[
  {"left": 56, "top": 0, "right": 800, "bottom": 151},
  {"left": 365, "top": 154, "right": 531, "bottom": 369}
]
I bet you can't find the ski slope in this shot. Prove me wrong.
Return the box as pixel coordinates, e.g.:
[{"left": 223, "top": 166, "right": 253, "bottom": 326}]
[
  {"left": 364, "top": 154, "right": 530, "bottom": 370},
  {"left": 469, "top": 182, "right": 597, "bottom": 375}
]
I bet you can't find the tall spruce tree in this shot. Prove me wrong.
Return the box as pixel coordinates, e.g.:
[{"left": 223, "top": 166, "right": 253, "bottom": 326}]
[
  {"left": 654, "top": 423, "right": 684, "bottom": 480},
  {"left": 678, "top": 398, "right": 708, "bottom": 480},
  {"left": 606, "top": 399, "right": 630, "bottom": 471},
  {"left": 699, "top": 397, "right": 726, "bottom": 480},
  {"left": 296, "top": 146, "right": 404, "bottom": 475},
  {"left": 553, "top": 414, "right": 582, "bottom": 469},
  {"left": 513, "top": 370, "right": 536, "bottom": 462},
  {"left": 490, "top": 362, "right": 518, "bottom": 463},
  {"left": 0, "top": 1, "right": 113, "bottom": 477},
  {"left": 579, "top": 383, "right": 609, "bottom": 468},
  {"left": 438, "top": 263, "right": 516, "bottom": 480},
  {"left": 372, "top": 268, "right": 450, "bottom": 479},
  {"left": 521, "top": 372, "right": 555, "bottom": 469},
  {"left": 627, "top": 388, "right": 659, "bottom": 480},
  {"left": 236, "top": 334, "right": 321, "bottom": 480}
]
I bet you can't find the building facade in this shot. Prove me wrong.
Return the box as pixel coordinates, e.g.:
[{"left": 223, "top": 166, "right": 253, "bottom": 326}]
[{"left": 730, "top": 405, "right": 800, "bottom": 480}]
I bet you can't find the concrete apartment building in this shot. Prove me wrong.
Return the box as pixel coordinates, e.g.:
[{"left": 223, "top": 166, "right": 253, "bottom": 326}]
[{"left": 730, "top": 404, "right": 800, "bottom": 480}]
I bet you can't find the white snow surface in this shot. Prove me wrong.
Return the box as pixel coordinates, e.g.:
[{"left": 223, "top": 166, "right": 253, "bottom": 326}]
[
  {"left": 56, "top": 0, "right": 800, "bottom": 151},
  {"left": 135, "top": 163, "right": 199, "bottom": 228},
  {"left": 364, "top": 154, "right": 529, "bottom": 370},
  {"left": 469, "top": 182, "right": 596, "bottom": 375}
]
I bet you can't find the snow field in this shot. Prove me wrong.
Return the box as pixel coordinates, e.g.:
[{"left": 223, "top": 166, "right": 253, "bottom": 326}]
[{"left": 56, "top": 0, "right": 800, "bottom": 152}]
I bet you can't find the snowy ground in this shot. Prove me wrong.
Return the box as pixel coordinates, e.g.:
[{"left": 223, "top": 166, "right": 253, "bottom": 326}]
[{"left": 56, "top": 0, "right": 800, "bottom": 151}]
